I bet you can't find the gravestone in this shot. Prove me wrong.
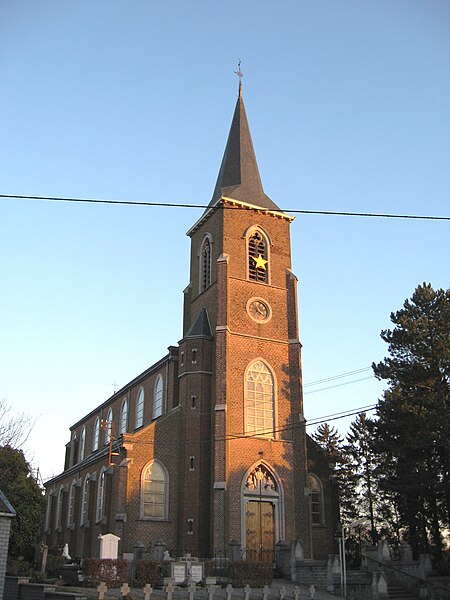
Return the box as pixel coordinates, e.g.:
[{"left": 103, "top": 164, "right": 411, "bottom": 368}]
[
  {"left": 99, "top": 533, "right": 120, "bottom": 559},
  {"left": 143, "top": 583, "right": 153, "bottom": 600},
  {"left": 171, "top": 562, "right": 187, "bottom": 584},
  {"left": 97, "top": 581, "right": 107, "bottom": 600}
]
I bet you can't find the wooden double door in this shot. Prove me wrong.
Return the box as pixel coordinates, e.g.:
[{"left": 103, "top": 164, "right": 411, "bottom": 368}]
[{"left": 245, "top": 500, "right": 275, "bottom": 562}]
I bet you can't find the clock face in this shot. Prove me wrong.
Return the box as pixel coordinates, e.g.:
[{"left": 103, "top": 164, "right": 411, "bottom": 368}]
[{"left": 248, "top": 299, "right": 271, "bottom": 322}]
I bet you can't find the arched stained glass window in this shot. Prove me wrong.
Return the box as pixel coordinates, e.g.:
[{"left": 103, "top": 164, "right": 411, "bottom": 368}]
[
  {"left": 142, "top": 461, "right": 167, "bottom": 519},
  {"left": 245, "top": 360, "right": 275, "bottom": 437},
  {"left": 55, "top": 485, "right": 64, "bottom": 528},
  {"left": 135, "top": 387, "right": 144, "bottom": 429},
  {"left": 96, "top": 469, "right": 106, "bottom": 522},
  {"left": 120, "top": 398, "right": 128, "bottom": 434},
  {"left": 307, "top": 474, "right": 324, "bottom": 525},
  {"left": 200, "top": 235, "right": 212, "bottom": 292},
  {"left": 79, "top": 427, "right": 86, "bottom": 462},
  {"left": 104, "top": 408, "right": 113, "bottom": 445},
  {"left": 93, "top": 417, "right": 100, "bottom": 451},
  {"left": 67, "top": 480, "right": 76, "bottom": 527},
  {"left": 153, "top": 376, "right": 163, "bottom": 419},
  {"left": 80, "top": 474, "right": 90, "bottom": 526},
  {"left": 248, "top": 230, "right": 269, "bottom": 283}
]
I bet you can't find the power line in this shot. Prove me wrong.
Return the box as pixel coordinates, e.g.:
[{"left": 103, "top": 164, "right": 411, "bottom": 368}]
[
  {"left": 303, "top": 367, "right": 372, "bottom": 387},
  {"left": 304, "top": 376, "right": 375, "bottom": 395},
  {"left": 1, "top": 194, "right": 449, "bottom": 221},
  {"left": 125, "top": 403, "right": 379, "bottom": 447}
]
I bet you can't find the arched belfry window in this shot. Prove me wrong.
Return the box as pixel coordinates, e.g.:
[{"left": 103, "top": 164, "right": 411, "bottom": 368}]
[
  {"left": 307, "top": 474, "right": 324, "bottom": 525},
  {"left": 141, "top": 460, "right": 168, "bottom": 519},
  {"left": 245, "top": 360, "right": 276, "bottom": 437},
  {"left": 248, "top": 229, "right": 269, "bottom": 283},
  {"left": 199, "top": 235, "right": 212, "bottom": 292}
]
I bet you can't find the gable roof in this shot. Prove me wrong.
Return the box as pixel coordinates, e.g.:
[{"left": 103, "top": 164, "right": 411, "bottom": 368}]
[
  {"left": 0, "top": 489, "right": 16, "bottom": 517},
  {"left": 185, "top": 308, "right": 212, "bottom": 337}
]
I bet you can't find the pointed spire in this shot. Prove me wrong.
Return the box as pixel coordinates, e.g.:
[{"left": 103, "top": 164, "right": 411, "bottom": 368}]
[{"left": 209, "top": 88, "right": 281, "bottom": 211}]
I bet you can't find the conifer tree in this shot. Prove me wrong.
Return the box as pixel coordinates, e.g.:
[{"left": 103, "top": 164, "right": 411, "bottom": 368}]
[
  {"left": 312, "top": 423, "right": 358, "bottom": 526},
  {"left": 371, "top": 283, "right": 450, "bottom": 559}
]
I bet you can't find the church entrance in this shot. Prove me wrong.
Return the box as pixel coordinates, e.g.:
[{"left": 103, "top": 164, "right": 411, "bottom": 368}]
[
  {"left": 245, "top": 500, "right": 275, "bottom": 561},
  {"left": 243, "top": 464, "right": 280, "bottom": 562}
]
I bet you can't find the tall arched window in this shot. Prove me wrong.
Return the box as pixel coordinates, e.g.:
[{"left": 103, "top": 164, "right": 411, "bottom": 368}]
[
  {"left": 245, "top": 360, "right": 275, "bottom": 437},
  {"left": 248, "top": 229, "right": 269, "bottom": 283},
  {"left": 44, "top": 493, "right": 52, "bottom": 531},
  {"left": 67, "top": 480, "right": 76, "bottom": 527},
  {"left": 104, "top": 408, "right": 113, "bottom": 445},
  {"left": 307, "top": 474, "right": 324, "bottom": 525},
  {"left": 96, "top": 469, "right": 106, "bottom": 522},
  {"left": 80, "top": 474, "right": 90, "bottom": 526},
  {"left": 135, "top": 387, "right": 145, "bottom": 429},
  {"left": 79, "top": 426, "right": 86, "bottom": 462},
  {"left": 141, "top": 461, "right": 168, "bottom": 519},
  {"left": 120, "top": 397, "right": 128, "bottom": 434},
  {"left": 199, "top": 235, "right": 212, "bottom": 292},
  {"left": 153, "top": 375, "right": 163, "bottom": 419},
  {"left": 55, "top": 485, "right": 64, "bottom": 529},
  {"left": 93, "top": 417, "right": 100, "bottom": 451}
]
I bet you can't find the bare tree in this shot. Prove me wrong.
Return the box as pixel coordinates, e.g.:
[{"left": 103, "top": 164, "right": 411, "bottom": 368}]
[{"left": 0, "top": 398, "right": 35, "bottom": 449}]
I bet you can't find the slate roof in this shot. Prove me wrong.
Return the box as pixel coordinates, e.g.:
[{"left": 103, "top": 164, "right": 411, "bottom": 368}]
[
  {"left": 185, "top": 308, "right": 212, "bottom": 337},
  {"left": 0, "top": 488, "right": 16, "bottom": 517},
  {"left": 209, "top": 84, "right": 281, "bottom": 212}
]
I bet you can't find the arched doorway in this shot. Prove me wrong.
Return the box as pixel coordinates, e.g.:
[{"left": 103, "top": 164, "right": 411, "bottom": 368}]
[{"left": 242, "top": 464, "right": 282, "bottom": 562}]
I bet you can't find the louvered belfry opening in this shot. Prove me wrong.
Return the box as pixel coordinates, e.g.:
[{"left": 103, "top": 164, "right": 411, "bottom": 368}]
[
  {"left": 201, "top": 237, "right": 211, "bottom": 290},
  {"left": 248, "top": 231, "right": 268, "bottom": 282}
]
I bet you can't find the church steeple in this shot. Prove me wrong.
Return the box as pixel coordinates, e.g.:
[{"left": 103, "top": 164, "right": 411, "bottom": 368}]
[{"left": 209, "top": 87, "right": 281, "bottom": 212}]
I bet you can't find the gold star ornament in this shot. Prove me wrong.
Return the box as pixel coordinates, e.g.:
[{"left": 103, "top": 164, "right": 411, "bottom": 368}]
[{"left": 253, "top": 254, "right": 268, "bottom": 270}]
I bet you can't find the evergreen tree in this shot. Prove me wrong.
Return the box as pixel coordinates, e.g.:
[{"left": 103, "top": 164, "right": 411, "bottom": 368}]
[
  {"left": 345, "top": 413, "right": 378, "bottom": 543},
  {"left": 0, "top": 445, "right": 45, "bottom": 561},
  {"left": 372, "top": 283, "right": 450, "bottom": 559},
  {"left": 312, "top": 423, "right": 359, "bottom": 526}
]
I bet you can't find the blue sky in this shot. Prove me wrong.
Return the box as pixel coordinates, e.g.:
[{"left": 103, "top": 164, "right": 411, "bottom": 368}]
[{"left": 1, "top": 1, "right": 449, "bottom": 480}]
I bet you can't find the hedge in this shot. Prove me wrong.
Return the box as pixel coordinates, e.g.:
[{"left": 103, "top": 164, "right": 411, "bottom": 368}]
[
  {"left": 135, "top": 560, "right": 164, "bottom": 587},
  {"left": 83, "top": 558, "right": 130, "bottom": 588},
  {"left": 228, "top": 561, "right": 273, "bottom": 587}
]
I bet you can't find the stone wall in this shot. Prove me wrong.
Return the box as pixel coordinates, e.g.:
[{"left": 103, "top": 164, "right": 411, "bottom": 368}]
[{"left": 4, "top": 577, "right": 87, "bottom": 600}]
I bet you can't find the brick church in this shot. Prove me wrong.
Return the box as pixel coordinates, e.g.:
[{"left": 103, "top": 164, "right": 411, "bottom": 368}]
[{"left": 43, "top": 84, "right": 338, "bottom": 565}]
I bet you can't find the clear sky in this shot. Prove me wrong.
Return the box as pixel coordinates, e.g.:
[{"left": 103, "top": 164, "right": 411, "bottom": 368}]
[{"left": 1, "top": 1, "right": 449, "bottom": 481}]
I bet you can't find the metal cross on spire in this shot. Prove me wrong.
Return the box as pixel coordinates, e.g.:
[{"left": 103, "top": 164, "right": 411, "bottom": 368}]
[{"left": 234, "top": 60, "right": 244, "bottom": 95}]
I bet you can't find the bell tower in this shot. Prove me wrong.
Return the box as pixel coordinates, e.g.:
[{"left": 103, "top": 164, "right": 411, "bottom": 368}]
[{"left": 179, "top": 84, "right": 311, "bottom": 558}]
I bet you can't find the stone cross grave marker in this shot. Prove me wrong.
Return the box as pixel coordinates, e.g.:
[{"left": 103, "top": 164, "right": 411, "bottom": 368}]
[
  {"left": 244, "top": 584, "right": 250, "bottom": 600},
  {"left": 143, "top": 583, "right": 153, "bottom": 600},
  {"left": 226, "top": 584, "right": 233, "bottom": 600},
  {"left": 120, "top": 582, "right": 130, "bottom": 597},
  {"left": 207, "top": 582, "right": 216, "bottom": 600},
  {"left": 97, "top": 582, "right": 107, "bottom": 600},
  {"left": 165, "top": 580, "right": 175, "bottom": 600},
  {"left": 188, "top": 581, "right": 196, "bottom": 600}
]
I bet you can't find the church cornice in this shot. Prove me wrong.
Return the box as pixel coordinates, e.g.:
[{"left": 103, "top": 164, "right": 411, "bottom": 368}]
[{"left": 186, "top": 197, "right": 294, "bottom": 237}]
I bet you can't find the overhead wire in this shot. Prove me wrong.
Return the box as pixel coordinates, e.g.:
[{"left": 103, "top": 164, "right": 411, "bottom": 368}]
[{"left": 1, "top": 193, "right": 449, "bottom": 221}]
